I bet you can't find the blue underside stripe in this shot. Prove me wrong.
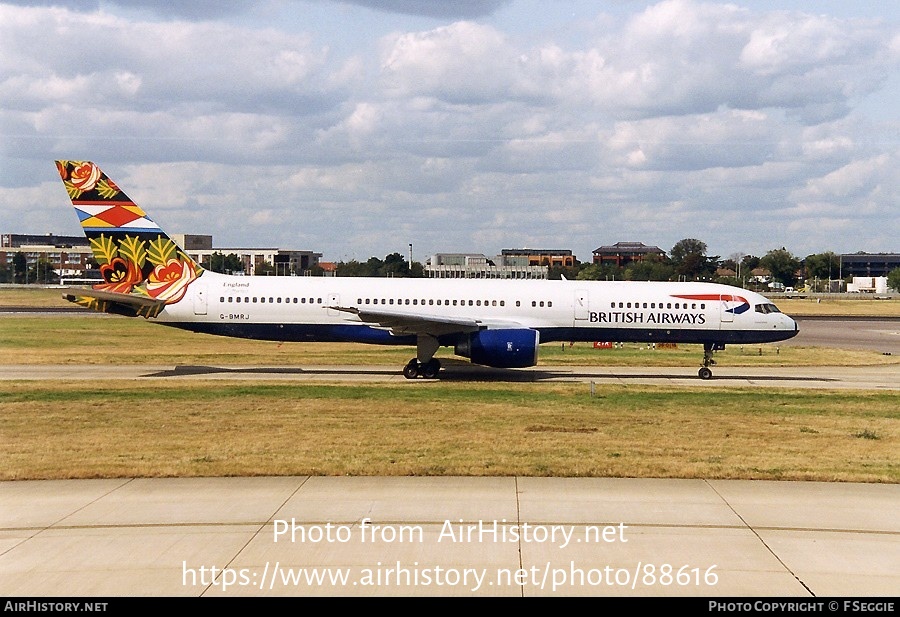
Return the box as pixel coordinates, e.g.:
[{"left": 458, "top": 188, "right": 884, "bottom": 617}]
[{"left": 162, "top": 322, "right": 796, "bottom": 346}]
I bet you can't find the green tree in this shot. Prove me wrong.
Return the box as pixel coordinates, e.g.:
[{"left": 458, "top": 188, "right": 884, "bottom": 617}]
[
  {"left": 548, "top": 262, "right": 581, "bottom": 280},
  {"left": 27, "top": 257, "right": 58, "bottom": 284},
  {"left": 802, "top": 252, "right": 841, "bottom": 292},
  {"left": 623, "top": 255, "right": 674, "bottom": 281},
  {"left": 575, "top": 262, "right": 623, "bottom": 281},
  {"left": 202, "top": 252, "right": 244, "bottom": 274},
  {"left": 335, "top": 260, "right": 370, "bottom": 277},
  {"left": 409, "top": 261, "right": 425, "bottom": 278},
  {"left": 803, "top": 252, "right": 840, "bottom": 280},
  {"left": 365, "top": 256, "right": 384, "bottom": 276},
  {"left": 380, "top": 252, "right": 409, "bottom": 277},
  {"left": 669, "top": 238, "right": 717, "bottom": 280},
  {"left": 255, "top": 260, "right": 276, "bottom": 276},
  {"left": 887, "top": 268, "right": 900, "bottom": 293},
  {"left": 760, "top": 248, "right": 801, "bottom": 287},
  {"left": 13, "top": 252, "right": 27, "bottom": 284}
]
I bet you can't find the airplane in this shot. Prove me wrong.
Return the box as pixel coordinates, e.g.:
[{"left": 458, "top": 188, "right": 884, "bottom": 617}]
[{"left": 56, "top": 160, "right": 799, "bottom": 380}]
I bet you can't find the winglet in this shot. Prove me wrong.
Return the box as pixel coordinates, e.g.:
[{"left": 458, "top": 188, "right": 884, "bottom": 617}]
[{"left": 56, "top": 160, "right": 203, "bottom": 316}]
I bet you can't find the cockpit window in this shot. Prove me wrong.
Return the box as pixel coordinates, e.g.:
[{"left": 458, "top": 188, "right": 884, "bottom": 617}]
[{"left": 755, "top": 303, "right": 782, "bottom": 314}]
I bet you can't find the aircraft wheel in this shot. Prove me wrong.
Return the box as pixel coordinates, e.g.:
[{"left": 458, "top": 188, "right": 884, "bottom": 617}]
[
  {"left": 420, "top": 359, "right": 441, "bottom": 379},
  {"left": 698, "top": 367, "right": 713, "bottom": 380},
  {"left": 403, "top": 360, "right": 420, "bottom": 380}
]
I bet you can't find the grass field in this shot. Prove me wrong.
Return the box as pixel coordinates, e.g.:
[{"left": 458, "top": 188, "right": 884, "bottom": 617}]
[
  {"left": 1, "top": 380, "right": 896, "bottom": 482},
  {"left": 1, "top": 284, "right": 897, "bottom": 483}
]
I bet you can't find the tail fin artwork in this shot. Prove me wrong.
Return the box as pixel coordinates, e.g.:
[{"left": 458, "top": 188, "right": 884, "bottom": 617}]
[{"left": 56, "top": 160, "right": 204, "bottom": 318}]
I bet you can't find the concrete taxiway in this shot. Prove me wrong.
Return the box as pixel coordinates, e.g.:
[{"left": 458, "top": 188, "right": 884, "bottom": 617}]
[
  {"left": 1, "top": 476, "right": 898, "bottom": 597},
  {"left": 0, "top": 362, "right": 898, "bottom": 389}
]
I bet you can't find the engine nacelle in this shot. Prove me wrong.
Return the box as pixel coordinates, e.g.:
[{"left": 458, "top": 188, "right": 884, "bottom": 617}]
[{"left": 454, "top": 328, "right": 540, "bottom": 368}]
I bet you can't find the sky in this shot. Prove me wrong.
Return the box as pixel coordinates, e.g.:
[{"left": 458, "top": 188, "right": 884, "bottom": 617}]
[{"left": 1, "top": 0, "right": 897, "bottom": 265}]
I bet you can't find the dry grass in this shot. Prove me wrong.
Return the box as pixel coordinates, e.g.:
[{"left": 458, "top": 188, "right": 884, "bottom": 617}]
[
  {"left": 776, "top": 296, "right": 899, "bottom": 317},
  {"left": 1, "top": 380, "right": 896, "bottom": 482}
]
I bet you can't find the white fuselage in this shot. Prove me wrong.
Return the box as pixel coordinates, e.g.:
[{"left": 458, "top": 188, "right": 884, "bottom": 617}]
[{"left": 156, "top": 271, "right": 798, "bottom": 348}]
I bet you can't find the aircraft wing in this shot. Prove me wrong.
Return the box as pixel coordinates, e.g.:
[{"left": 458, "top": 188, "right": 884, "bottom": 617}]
[{"left": 329, "top": 306, "right": 523, "bottom": 337}]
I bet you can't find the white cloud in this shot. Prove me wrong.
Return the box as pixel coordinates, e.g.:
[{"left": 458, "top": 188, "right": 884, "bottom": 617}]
[{"left": 1, "top": 0, "right": 898, "bottom": 261}]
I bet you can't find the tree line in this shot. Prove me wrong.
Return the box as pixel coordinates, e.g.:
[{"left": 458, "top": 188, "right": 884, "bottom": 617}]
[
  {"left": 331, "top": 239, "right": 900, "bottom": 292},
  {"left": 3, "top": 240, "right": 899, "bottom": 292}
]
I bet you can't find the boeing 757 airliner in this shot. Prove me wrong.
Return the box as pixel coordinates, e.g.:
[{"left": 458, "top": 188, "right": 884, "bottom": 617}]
[{"left": 56, "top": 160, "right": 798, "bottom": 379}]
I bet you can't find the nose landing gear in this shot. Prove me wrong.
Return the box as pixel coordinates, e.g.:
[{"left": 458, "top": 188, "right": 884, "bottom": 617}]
[{"left": 698, "top": 342, "right": 721, "bottom": 379}]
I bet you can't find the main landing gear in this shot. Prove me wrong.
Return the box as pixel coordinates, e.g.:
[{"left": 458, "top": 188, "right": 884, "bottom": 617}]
[
  {"left": 403, "top": 358, "right": 442, "bottom": 379},
  {"left": 698, "top": 342, "right": 718, "bottom": 380},
  {"left": 403, "top": 334, "right": 442, "bottom": 379}
]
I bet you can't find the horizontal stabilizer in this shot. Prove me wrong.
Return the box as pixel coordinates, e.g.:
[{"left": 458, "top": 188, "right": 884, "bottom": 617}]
[{"left": 62, "top": 287, "right": 167, "bottom": 318}]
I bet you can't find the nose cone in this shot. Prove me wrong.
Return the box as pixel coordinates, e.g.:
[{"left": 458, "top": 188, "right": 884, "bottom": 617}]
[{"left": 787, "top": 314, "right": 799, "bottom": 337}]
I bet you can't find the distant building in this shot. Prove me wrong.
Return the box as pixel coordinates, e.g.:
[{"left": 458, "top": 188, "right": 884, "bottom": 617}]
[
  {"left": 0, "top": 233, "right": 95, "bottom": 280},
  {"left": 840, "top": 253, "right": 900, "bottom": 278},
  {"left": 1, "top": 233, "right": 88, "bottom": 248},
  {"left": 499, "top": 249, "right": 574, "bottom": 268},
  {"left": 750, "top": 268, "right": 772, "bottom": 284},
  {"left": 1, "top": 231, "right": 321, "bottom": 279},
  {"left": 426, "top": 253, "right": 547, "bottom": 279},
  {"left": 318, "top": 262, "right": 337, "bottom": 276},
  {"left": 171, "top": 234, "right": 321, "bottom": 276},
  {"left": 592, "top": 242, "right": 666, "bottom": 267}
]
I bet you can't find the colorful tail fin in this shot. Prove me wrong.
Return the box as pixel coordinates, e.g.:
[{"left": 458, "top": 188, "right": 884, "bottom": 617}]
[{"left": 56, "top": 160, "right": 203, "bottom": 317}]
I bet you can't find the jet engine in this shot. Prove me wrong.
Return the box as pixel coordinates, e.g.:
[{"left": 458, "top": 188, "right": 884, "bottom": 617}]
[{"left": 454, "top": 328, "right": 540, "bottom": 368}]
